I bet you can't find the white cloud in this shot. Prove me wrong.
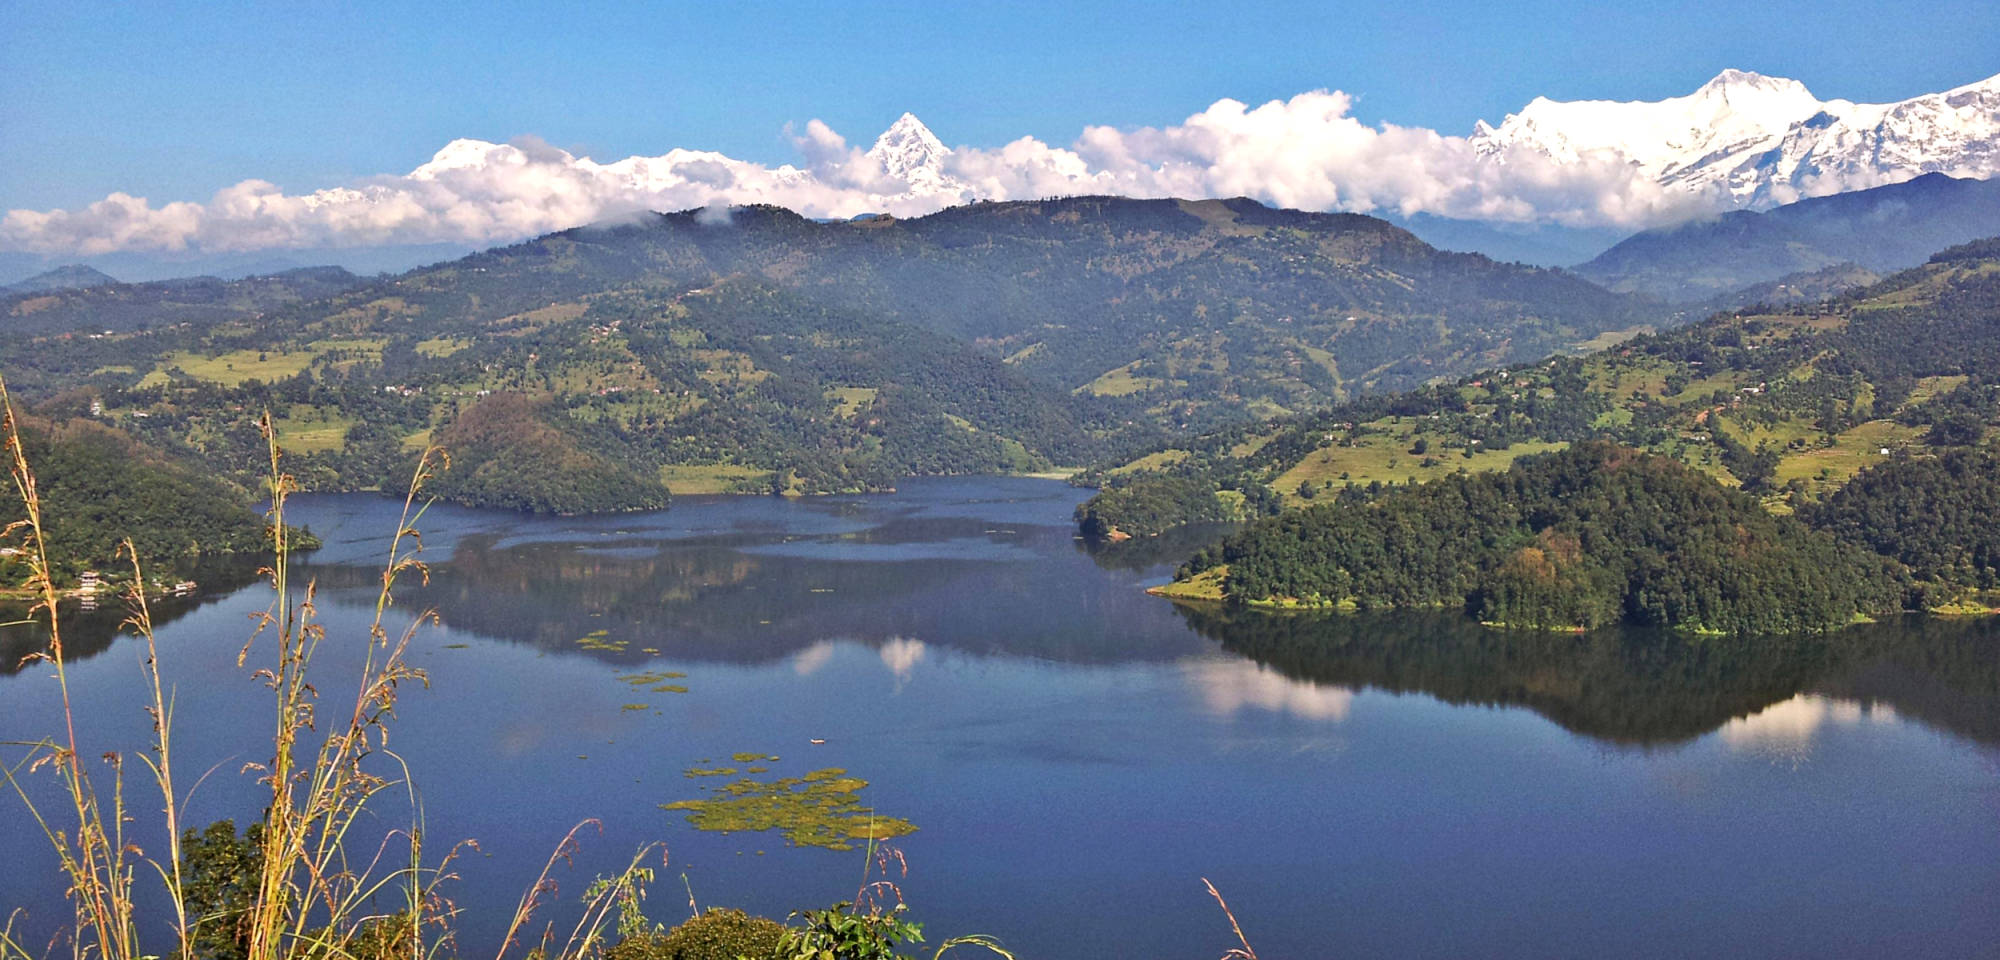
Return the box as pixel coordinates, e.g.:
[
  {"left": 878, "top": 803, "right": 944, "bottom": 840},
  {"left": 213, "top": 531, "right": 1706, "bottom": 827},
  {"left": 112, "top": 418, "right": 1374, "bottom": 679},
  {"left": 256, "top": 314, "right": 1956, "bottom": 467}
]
[{"left": 16, "top": 71, "right": 1984, "bottom": 256}]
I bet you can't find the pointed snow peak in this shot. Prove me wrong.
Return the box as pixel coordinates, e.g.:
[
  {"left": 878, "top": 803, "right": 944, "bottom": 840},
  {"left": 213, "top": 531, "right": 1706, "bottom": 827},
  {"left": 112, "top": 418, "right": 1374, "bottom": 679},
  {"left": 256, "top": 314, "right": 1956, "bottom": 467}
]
[
  {"left": 871, "top": 113, "right": 947, "bottom": 155},
  {"left": 867, "top": 112, "right": 951, "bottom": 185}
]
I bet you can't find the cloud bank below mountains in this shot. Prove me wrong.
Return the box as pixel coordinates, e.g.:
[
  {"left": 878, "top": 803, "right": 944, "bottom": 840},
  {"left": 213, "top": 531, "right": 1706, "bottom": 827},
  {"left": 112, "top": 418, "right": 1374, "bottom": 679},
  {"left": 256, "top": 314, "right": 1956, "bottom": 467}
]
[{"left": 11, "top": 69, "right": 1997, "bottom": 257}]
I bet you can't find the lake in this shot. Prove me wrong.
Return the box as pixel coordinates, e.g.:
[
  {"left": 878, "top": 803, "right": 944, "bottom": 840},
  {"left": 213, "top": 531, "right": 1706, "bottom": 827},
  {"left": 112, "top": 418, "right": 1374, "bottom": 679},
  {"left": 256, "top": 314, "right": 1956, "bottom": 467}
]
[{"left": 3, "top": 477, "right": 1998, "bottom": 959}]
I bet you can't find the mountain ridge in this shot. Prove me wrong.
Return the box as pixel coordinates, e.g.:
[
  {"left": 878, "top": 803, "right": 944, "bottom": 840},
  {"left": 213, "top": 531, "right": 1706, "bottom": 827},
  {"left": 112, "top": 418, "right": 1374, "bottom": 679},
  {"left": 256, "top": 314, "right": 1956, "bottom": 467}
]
[
  {"left": 1573, "top": 173, "right": 2000, "bottom": 300},
  {"left": 1470, "top": 68, "right": 2000, "bottom": 209}
]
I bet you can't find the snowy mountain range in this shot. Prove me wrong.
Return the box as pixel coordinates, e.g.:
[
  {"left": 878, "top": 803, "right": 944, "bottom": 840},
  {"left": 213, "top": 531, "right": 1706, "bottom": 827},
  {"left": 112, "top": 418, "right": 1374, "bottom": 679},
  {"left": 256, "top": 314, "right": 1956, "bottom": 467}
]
[
  {"left": 8, "top": 68, "right": 2000, "bottom": 271},
  {"left": 1468, "top": 68, "right": 2000, "bottom": 208}
]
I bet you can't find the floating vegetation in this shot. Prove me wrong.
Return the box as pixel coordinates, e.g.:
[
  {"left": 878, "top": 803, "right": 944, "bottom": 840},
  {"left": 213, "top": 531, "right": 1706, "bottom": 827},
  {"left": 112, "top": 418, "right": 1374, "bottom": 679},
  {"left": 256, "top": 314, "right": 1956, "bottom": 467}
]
[
  {"left": 443, "top": 643, "right": 469, "bottom": 649},
  {"left": 686, "top": 766, "right": 740, "bottom": 777},
  {"left": 663, "top": 763, "right": 917, "bottom": 851},
  {"left": 578, "top": 630, "right": 628, "bottom": 652},
  {"left": 619, "top": 669, "right": 689, "bottom": 693},
  {"left": 732, "top": 752, "right": 779, "bottom": 763},
  {"left": 621, "top": 703, "right": 650, "bottom": 712}
]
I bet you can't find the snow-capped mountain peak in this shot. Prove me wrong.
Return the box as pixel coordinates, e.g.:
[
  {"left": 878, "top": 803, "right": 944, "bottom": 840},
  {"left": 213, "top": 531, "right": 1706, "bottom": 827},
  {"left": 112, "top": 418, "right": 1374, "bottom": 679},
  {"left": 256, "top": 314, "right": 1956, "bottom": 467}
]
[
  {"left": 867, "top": 112, "right": 952, "bottom": 183},
  {"left": 1469, "top": 68, "right": 2000, "bottom": 209}
]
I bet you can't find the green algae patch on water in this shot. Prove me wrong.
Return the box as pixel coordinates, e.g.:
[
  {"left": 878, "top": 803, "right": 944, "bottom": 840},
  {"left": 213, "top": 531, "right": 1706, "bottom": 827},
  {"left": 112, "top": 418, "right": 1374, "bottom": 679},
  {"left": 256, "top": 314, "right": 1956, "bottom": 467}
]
[
  {"left": 620, "top": 670, "right": 690, "bottom": 693},
  {"left": 578, "top": 630, "right": 628, "bottom": 652},
  {"left": 663, "top": 763, "right": 917, "bottom": 851}
]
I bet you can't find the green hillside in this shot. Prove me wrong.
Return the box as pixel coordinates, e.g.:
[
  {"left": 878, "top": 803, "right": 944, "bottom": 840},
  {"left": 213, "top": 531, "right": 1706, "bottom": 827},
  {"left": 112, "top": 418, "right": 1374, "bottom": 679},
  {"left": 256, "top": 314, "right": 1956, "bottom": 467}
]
[
  {"left": 0, "top": 197, "right": 1658, "bottom": 510},
  {"left": 1090, "top": 236, "right": 2000, "bottom": 613}
]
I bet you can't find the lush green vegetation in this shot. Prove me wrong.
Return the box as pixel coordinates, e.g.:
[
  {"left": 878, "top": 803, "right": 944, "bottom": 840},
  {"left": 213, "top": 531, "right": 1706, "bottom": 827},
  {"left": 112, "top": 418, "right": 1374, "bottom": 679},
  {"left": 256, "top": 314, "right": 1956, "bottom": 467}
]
[
  {"left": 0, "top": 197, "right": 1660, "bottom": 512},
  {"left": 1072, "top": 471, "right": 1278, "bottom": 538},
  {"left": 424, "top": 392, "right": 669, "bottom": 514},
  {"left": 1803, "top": 449, "right": 2000, "bottom": 598},
  {"left": 3, "top": 413, "right": 274, "bottom": 583},
  {"left": 1178, "top": 442, "right": 1903, "bottom": 633},
  {"left": 606, "top": 909, "right": 786, "bottom": 960},
  {"left": 1082, "top": 237, "right": 2000, "bottom": 547}
]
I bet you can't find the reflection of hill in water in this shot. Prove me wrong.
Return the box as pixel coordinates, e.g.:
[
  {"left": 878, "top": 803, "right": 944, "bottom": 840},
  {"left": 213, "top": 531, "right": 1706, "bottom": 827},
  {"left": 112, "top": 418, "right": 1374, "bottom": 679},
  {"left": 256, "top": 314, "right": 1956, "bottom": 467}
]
[
  {"left": 1173, "top": 604, "right": 2000, "bottom": 748},
  {"left": 299, "top": 515, "right": 1212, "bottom": 666},
  {"left": 0, "top": 558, "right": 265, "bottom": 674}
]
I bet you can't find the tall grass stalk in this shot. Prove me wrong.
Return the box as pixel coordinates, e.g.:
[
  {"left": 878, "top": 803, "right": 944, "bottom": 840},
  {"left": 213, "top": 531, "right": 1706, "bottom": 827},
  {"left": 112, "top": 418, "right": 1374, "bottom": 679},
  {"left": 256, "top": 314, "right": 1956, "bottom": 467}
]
[
  {"left": 0, "top": 377, "right": 469, "bottom": 960},
  {"left": 1, "top": 377, "right": 149, "bottom": 960}
]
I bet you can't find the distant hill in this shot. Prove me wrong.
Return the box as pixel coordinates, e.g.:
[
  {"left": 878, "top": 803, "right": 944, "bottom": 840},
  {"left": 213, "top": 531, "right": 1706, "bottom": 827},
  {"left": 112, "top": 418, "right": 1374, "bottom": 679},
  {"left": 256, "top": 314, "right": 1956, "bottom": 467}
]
[
  {"left": 1, "top": 266, "right": 364, "bottom": 336},
  {"left": 407, "top": 196, "right": 1656, "bottom": 414},
  {"left": 1694, "top": 262, "right": 1885, "bottom": 314},
  {"left": 0, "top": 196, "right": 1659, "bottom": 509},
  {"left": 3, "top": 264, "right": 119, "bottom": 294},
  {"left": 1574, "top": 174, "right": 2000, "bottom": 301}
]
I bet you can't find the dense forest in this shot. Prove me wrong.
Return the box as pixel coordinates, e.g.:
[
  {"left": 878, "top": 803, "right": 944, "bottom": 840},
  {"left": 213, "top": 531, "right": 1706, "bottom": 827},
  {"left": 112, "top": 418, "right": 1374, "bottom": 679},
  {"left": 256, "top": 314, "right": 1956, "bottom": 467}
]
[
  {"left": 1175, "top": 442, "right": 1903, "bottom": 634},
  {"left": 1802, "top": 449, "right": 2000, "bottom": 597},
  {"left": 1, "top": 415, "right": 275, "bottom": 583},
  {"left": 422, "top": 392, "right": 670, "bottom": 514}
]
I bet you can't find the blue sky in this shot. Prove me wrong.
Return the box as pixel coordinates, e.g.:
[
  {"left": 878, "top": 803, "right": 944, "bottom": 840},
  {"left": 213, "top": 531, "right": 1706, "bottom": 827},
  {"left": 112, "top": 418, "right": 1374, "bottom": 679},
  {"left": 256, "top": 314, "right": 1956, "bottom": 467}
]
[{"left": 6, "top": 0, "right": 1999, "bottom": 211}]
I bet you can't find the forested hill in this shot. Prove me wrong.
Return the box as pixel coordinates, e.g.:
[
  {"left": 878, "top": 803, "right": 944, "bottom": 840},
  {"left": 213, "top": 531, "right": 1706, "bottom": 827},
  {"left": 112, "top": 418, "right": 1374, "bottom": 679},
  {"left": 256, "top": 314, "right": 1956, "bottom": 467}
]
[
  {"left": 1, "top": 415, "right": 273, "bottom": 584},
  {"left": 1082, "top": 234, "right": 2000, "bottom": 605},
  {"left": 355, "top": 195, "right": 1654, "bottom": 410},
  {"left": 0, "top": 196, "right": 1658, "bottom": 511},
  {"left": 1169, "top": 443, "right": 1902, "bottom": 634}
]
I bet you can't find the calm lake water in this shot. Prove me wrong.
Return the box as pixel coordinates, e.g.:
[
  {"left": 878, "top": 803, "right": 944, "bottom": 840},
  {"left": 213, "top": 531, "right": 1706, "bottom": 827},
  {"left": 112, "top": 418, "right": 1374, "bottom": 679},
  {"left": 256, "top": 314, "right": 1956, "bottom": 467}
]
[{"left": 3, "top": 477, "right": 1998, "bottom": 959}]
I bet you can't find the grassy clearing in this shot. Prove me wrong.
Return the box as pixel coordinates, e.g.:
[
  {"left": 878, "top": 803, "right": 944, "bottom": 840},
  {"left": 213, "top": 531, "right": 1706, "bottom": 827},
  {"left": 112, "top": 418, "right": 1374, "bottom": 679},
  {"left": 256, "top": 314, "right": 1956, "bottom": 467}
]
[
  {"left": 1772, "top": 419, "right": 1926, "bottom": 490},
  {"left": 692, "top": 349, "right": 770, "bottom": 385},
  {"left": 268, "top": 408, "right": 354, "bottom": 454},
  {"left": 1148, "top": 566, "right": 1228, "bottom": 601},
  {"left": 1272, "top": 423, "right": 1565, "bottom": 505},
  {"left": 1002, "top": 342, "right": 1045, "bottom": 364},
  {"left": 1109, "top": 448, "right": 1191, "bottom": 476},
  {"left": 826, "top": 386, "right": 878, "bottom": 418},
  {"left": 1078, "top": 362, "right": 1171, "bottom": 397},
  {"left": 138, "top": 339, "right": 386, "bottom": 388},
  {"left": 493, "top": 300, "right": 588, "bottom": 332},
  {"left": 1572, "top": 325, "right": 1655, "bottom": 353},
  {"left": 659, "top": 463, "right": 771, "bottom": 494},
  {"left": 415, "top": 336, "right": 472, "bottom": 358},
  {"left": 1899, "top": 374, "right": 1970, "bottom": 413}
]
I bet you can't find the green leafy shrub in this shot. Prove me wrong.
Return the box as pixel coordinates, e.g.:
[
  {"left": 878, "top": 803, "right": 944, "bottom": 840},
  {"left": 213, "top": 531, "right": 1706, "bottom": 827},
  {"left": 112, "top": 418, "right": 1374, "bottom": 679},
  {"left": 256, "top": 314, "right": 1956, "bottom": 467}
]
[
  {"left": 777, "top": 904, "right": 922, "bottom": 960},
  {"left": 610, "top": 908, "right": 786, "bottom": 960}
]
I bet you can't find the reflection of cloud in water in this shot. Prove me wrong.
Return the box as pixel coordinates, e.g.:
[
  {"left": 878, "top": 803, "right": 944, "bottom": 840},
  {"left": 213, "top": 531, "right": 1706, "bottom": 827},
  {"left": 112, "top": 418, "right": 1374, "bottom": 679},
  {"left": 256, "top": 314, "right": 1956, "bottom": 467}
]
[
  {"left": 1717, "top": 694, "right": 1900, "bottom": 757},
  {"left": 793, "top": 641, "right": 836, "bottom": 676},
  {"left": 1184, "top": 657, "right": 1354, "bottom": 721},
  {"left": 879, "top": 637, "right": 927, "bottom": 680}
]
